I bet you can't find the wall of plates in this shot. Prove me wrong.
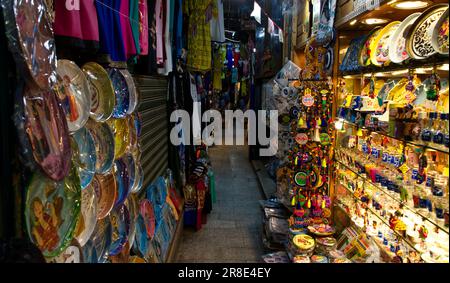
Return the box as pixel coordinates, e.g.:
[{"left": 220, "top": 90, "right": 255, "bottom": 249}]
[
  {"left": 0, "top": 0, "right": 182, "bottom": 263},
  {"left": 334, "top": 1, "right": 449, "bottom": 263}
]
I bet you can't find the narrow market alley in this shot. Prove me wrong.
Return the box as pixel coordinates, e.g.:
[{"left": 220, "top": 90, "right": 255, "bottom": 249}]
[{"left": 176, "top": 145, "right": 264, "bottom": 263}]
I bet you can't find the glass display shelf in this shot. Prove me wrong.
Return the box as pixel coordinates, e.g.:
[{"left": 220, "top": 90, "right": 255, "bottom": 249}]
[
  {"left": 335, "top": 159, "right": 449, "bottom": 235},
  {"left": 335, "top": 178, "right": 421, "bottom": 255},
  {"left": 340, "top": 120, "right": 449, "bottom": 154}
]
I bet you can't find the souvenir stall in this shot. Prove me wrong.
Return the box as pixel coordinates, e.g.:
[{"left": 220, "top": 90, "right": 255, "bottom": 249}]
[
  {"left": 0, "top": 0, "right": 185, "bottom": 263},
  {"left": 334, "top": 0, "right": 449, "bottom": 263}
]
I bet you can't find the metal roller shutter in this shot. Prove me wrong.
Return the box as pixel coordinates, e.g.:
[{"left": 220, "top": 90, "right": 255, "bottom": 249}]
[{"left": 134, "top": 75, "right": 169, "bottom": 192}]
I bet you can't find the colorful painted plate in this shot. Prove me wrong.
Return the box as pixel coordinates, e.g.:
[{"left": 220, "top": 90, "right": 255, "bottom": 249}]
[
  {"left": 154, "top": 176, "right": 168, "bottom": 205},
  {"left": 4, "top": 0, "right": 56, "bottom": 89},
  {"left": 431, "top": 7, "right": 449, "bottom": 55},
  {"left": 25, "top": 165, "right": 81, "bottom": 258},
  {"left": 82, "top": 216, "right": 113, "bottom": 263},
  {"left": 370, "top": 21, "right": 401, "bottom": 66},
  {"left": 294, "top": 171, "right": 308, "bottom": 187},
  {"left": 134, "top": 112, "right": 142, "bottom": 138},
  {"left": 134, "top": 214, "right": 149, "bottom": 258},
  {"left": 388, "top": 13, "right": 421, "bottom": 64},
  {"left": 82, "top": 62, "right": 115, "bottom": 122},
  {"left": 359, "top": 28, "right": 382, "bottom": 67},
  {"left": 74, "top": 183, "right": 98, "bottom": 247},
  {"left": 23, "top": 86, "right": 71, "bottom": 181},
  {"left": 109, "top": 204, "right": 131, "bottom": 256},
  {"left": 127, "top": 115, "right": 139, "bottom": 151},
  {"left": 107, "top": 118, "right": 130, "bottom": 159},
  {"left": 340, "top": 35, "right": 368, "bottom": 72},
  {"left": 378, "top": 80, "right": 400, "bottom": 102},
  {"left": 48, "top": 239, "right": 84, "bottom": 263},
  {"left": 406, "top": 4, "right": 448, "bottom": 60},
  {"left": 125, "top": 194, "right": 139, "bottom": 251},
  {"left": 55, "top": 60, "right": 91, "bottom": 132},
  {"left": 139, "top": 199, "right": 156, "bottom": 240},
  {"left": 119, "top": 69, "right": 138, "bottom": 115},
  {"left": 92, "top": 173, "right": 117, "bottom": 220},
  {"left": 114, "top": 157, "right": 131, "bottom": 208},
  {"left": 85, "top": 120, "right": 115, "bottom": 174},
  {"left": 71, "top": 127, "right": 96, "bottom": 189},
  {"left": 108, "top": 68, "right": 130, "bottom": 119},
  {"left": 131, "top": 161, "right": 144, "bottom": 194}
]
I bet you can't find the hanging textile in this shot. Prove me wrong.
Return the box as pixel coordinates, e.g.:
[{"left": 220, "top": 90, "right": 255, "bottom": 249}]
[
  {"left": 160, "top": 0, "right": 174, "bottom": 75},
  {"left": 210, "top": 0, "right": 225, "bottom": 42},
  {"left": 175, "top": 0, "right": 183, "bottom": 58},
  {"left": 139, "top": 0, "right": 149, "bottom": 55},
  {"left": 155, "top": 0, "right": 164, "bottom": 65},
  {"left": 54, "top": 0, "right": 99, "bottom": 51},
  {"left": 95, "top": 0, "right": 126, "bottom": 61},
  {"left": 186, "top": 0, "right": 215, "bottom": 73},
  {"left": 119, "top": 0, "right": 137, "bottom": 58},
  {"left": 130, "top": 0, "right": 141, "bottom": 55},
  {"left": 212, "top": 46, "right": 223, "bottom": 92}
]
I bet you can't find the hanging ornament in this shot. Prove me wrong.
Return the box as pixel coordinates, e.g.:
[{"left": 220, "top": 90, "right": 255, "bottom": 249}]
[
  {"left": 369, "top": 74, "right": 376, "bottom": 99},
  {"left": 426, "top": 67, "right": 441, "bottom": 101},
  {"left": 302, "top": 88, "right": 315, "bottom": 107},
  {"left": 320, "top": 133, "right": 331, "bottom": 145},
  {"left": 404, "top": 70, "right": 417, "bottom": 104},
  {"left": 295, "top": 133, "right": 309, "bottom": 145}
]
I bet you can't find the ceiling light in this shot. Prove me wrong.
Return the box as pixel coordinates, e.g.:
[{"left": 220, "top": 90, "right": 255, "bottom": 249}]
[
  {"left": 391, "top": 1, "right": 429, "bottom": 10},
  {"left": 362, "top": 18, "right": 389, "bottom": 25},
  {"left": 349, "top": 19, "right": 357, "bottom": 26}
]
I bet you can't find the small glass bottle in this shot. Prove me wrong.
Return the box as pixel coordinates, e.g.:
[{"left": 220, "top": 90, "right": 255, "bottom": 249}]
[
  {"left": 442, "top": 113, "right": 449, "bottom": 148},
  {"left": 421, "top": 112, "right": 434, "bottom": 143},
  {"left": 432, "top": 113, "right": 445, "bottom": 145}
]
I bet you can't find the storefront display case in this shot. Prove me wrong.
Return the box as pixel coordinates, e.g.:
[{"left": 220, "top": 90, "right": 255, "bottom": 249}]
[{"left": 334, "top": 0, "right": 449, "bottom": 263}]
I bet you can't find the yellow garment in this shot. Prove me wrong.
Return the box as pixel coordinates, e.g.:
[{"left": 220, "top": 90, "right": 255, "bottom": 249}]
[
  {"left": 212, "top": 47, "right": 223, "bottom": 91},
  {"left": 186, "top": 0, "right": 216, "bottom": 73}
]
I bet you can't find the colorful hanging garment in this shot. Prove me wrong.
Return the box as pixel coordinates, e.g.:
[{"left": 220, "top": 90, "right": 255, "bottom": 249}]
[
  {"left": 210, "top": 0, "right": 225, "bottom": 42},
  {"left": 155, "top": 0, "right": 164, "bottom": 65},
  {"left": 54, "top": 0, "right": 99, "bottom": 50},
  {"left": 186, "top": 0, "right": 216, "bottom": 73},
  {"left": 138, "top": 0, "right": 149, "bottom": 55},
  {"left": 119, "top": 0, "right": 137, "bottom": 58},
  {"left": 130, "top": 0, "right": 141, "bottom": 55}
]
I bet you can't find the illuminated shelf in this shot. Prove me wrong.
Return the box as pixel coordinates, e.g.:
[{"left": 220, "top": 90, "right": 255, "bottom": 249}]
[
  {"left": 336, "top": 179, "right": 421, "bottom": 255},
  {"left": 336, "top": 159, "right": 449, "bottom": 235},
  {"left": 340, "top": 120, "right": 450, "bottom": 154},
  {"left": 339, "top": 56, "right": 449, "bottom": 77}
]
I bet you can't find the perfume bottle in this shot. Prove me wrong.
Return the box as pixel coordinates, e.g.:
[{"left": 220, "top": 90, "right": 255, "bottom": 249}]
[
  {"left": 421, "top": 112, "right": 434, "bottom": 143},
  {"left": 442, "top": 113, "right": 449, "bottom": 148},
  {"left": 432, "top": 113, "right": 445, "bottom": 145}
]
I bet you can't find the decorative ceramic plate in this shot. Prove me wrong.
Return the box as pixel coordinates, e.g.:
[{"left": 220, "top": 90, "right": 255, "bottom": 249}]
[
  {"left": 25, "top": 165, "right": 81, "bottom": 258},
  {"left": 294, "top": 171, "right": 308, "bottom": 187},
  {"left": 307, "top": 224, "right": 335, "bottom": 236},
  {"left": 406, "top": 4, "right": 448, "bottom": 59},
  {"left": 431, "top": 7, "right": 449, "bottom": 55},
  {"left": 82, "top": 217, "right": 112, "bottom": 263},
  {"left": 107, "top": 118, "right": 130, "bottom": 159},
  {"left": 85, "top": 120, "right": 115, "bottom": 174},
  {"left": 293, "top": 255, "right": 311, "bottom": 263},
  {"left": 108, "top": 204, "right": 131, "bottom": 256},
  {"left": 378, "top": 80, "right": 400, "bottom": 102},
  {"left": 370, "top": 21, "right": 401, "bottom": 66},
  {"left": 74, "top": 183, "right": 98, "bottom": 247},
  {"left": 316, "top": 237, "right": 337, "bottom": 248},
  {"left": 359, "top": 28, "right": 382, "bottom": 67},
  {"left": 127, "top": 115, "right": 138, "bottom": 151},
  {"left": 388, "top": 13, "right": 421, "bottom": 63},
  {"left": 125, "top": 195, "right": 139, "bottom": 251},
  {"left": 139, "top": 199, "right": 156, "bottom": 240},
  {"left": 129, "top": 256, "right": 146, "bottom": 263},
  {"left": 324, "top": 47, "right": 334, "bottom": 75},
  {"left": 119, "top": 69, "right": 138, "bottom": 115},
  {"left": 108, "top": 68, "right": 130, "bottom": 119},
  {"left": 293, "top": 234, "right": 315, "bottom": 251},
  {"left": 114, "top": 157, "right": 131, "bottom": 208},
  {"left": 311, "top": 255, "right": 329, "bottom": 263},
  {"left": 134, "top": 214, "right": 149, "bottom": 258},
  {"left": 124, "top": 153, "right": 136, "bottom": 192},
  {"left": 92, "top": 173, "right": 117, "bottom": 220},
  {"left": 82, "top": 62, "right": 115, "bottom": 122},
  {"left": 154, "top": 176, "right": 168, "bottom": 205},
  {"left": 134, "top": 112, "right": 142, "bottom": 138},
  {"left": 4, "top": 0, "right": 56, "bottom": 89},
  {"left": 71, "top": 127, "right": 96, "bottom": 189},
  {"left": 131, "top": 161, "right": 144, "bottom": 194},
  {"left": 340, "top": 35, "right": 368, "bottom": 72},
  {"left": 48, "top": 239, "right": 83, "bottom": 263},
  {"left": 55, "top": 60, "right": 91, "bottom": 132},
  {"left": 23, "top": 86, "right": 71, "bottom": 181}
]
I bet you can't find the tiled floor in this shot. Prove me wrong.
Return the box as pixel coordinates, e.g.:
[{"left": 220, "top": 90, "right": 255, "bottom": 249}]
[{"left": 176, "top": 145, "right": 265, "bottom": 263}]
